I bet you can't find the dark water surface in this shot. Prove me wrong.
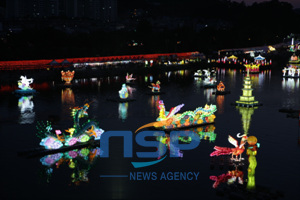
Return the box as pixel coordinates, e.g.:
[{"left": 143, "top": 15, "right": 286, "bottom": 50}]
[{"left": 0, "top": 65, "right": 299, "bottom": 200}]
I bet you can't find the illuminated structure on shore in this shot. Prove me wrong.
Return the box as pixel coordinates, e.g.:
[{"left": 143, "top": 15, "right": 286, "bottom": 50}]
[{"left": 235, "top": 70, "right": 260, "bottom": 107}]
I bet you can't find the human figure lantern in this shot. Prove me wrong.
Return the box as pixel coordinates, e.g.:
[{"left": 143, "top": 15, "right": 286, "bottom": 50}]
[
  {"left": 288, "top": 67, "right": 296, "bottom": 77},
  {"left": 282, "top": 67, "right": 288, "bottom": 76},
  {"left": 246, "top": 136, "right": 259, "bottom": 190},
  {"left": 61, "top": 70, "right": 75, "bottom": 84}
]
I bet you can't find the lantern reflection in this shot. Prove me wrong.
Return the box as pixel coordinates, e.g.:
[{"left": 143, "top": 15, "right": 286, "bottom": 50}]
[
  {"left": 118, "top": 102, "right": 128, "bottom": 122},
  {"left": 18, "top": 96, "right": 35, "bottom": 124},
  {"left": 61, "top": 88, "right": 75, "bottom": 105},
  {"left": 40, "top": 147, "right": 102, "bottom": 185},
  {"left": 149, "top": 95, "right": 160, "bottom": 116},
  {"left": 203, "top": 88, "right": 215, "bottom": 103},
  {"left": 216, "top": 95, "right": 224, "bottom": 114},
  {"left": 156, "top": 124, "right": 216, "bottom": 158},
  {"left": 282, "top": 78, "right": 299, "bottom": 90},
  {"left": 236, "top": 106, "right": 257, "bottom": 135},
  {"left": 61, "top": 88, "right": 75, "bottom": 121}
]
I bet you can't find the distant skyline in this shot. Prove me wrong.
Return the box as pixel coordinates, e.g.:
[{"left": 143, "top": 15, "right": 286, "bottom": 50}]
[{"left": 234, "top": 0, "right": 300, "bottom": 8}]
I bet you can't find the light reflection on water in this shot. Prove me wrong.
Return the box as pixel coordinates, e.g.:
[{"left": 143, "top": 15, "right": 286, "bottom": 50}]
[
  {"left": 18, "top": 95, "right": 35, "bottom": 124},
  {"left": 118, "top": 102, "right": 128, "bottom": 122},
  {"left": 0, "top": 66, "right": 299, "bottom": 200},
  {"left": 282, "top": 78, "right": 300, "bottom": 90}
]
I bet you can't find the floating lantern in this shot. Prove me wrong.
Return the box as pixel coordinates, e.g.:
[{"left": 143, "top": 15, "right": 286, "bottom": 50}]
[
  {"left": 149, "top": 80, "right": 161, "bottom": 92},
  {"left": 244, "top": 63, "right": 260, "bottom": 73},
  {"left": 210, "top": 133, "right": 248, "bottom": 161},
  {"left": 119, "top": 84, "right": 129, "bottom": 99},
  {"left": 135, "top": 101, "right": 217, "bottom": 132},
  {"left": 37, "top": 103, "right": 104, "bottom": 150},
  {"left": 126, "top": 73, "right": 136, "bottom": 83},
  {"left": 289, "top": 54, "right": 300, "bottom": 64},
  {"left": 246, "top": 136, "right": 259, "bottom": 190},
  {"left": 213, "top": 81, "right": 230, "bottom": 95},
  {"left": 203, "top": 76, "right": 217, "bottom": 88},
  {"left": 217, "top": 81, "right": 225, "bottom": 92},
  {"left": 61, "top": 70, "right": 75, "bottom": 84},
  {"left": 235, "top": 69, "right": 260, "bottom": 107},
  {"left": 15, "top": 75, "right": 36, "bottom": 95}
]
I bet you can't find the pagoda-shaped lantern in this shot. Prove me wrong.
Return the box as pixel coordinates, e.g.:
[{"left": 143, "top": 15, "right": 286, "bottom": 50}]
[{"left": 236, "top": 69, "right": 260, "bottom": 107}]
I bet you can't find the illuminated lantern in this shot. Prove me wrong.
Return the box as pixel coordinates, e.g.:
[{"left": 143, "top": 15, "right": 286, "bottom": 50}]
[
  {"left": 119, "top": 84, "right": 129, "bottom": 99},
  {"left": 289, "top": 54, "right": 300, "bottom": 64},
  {"left": 37, "top": 103, "right": 104, "bottom": 149},
  {"left": 236, "top": 69, "right": 260, "bottom": 107},
  {"left": 244, "top": 64, "right": 260, "bottom": 73},
  {"left": 15, "top": 75, "right": 36, "bottom": 95},
  {"left": 40, "top": 136, "right": 64, "bottom": 149},
  {"left": 246, "top": 136, "right": 259, "bottom": 190},
  {"left": 203, "top": 76, "right": 217, "bottom": 87},
  {"left": 61, "top": 70, "right": 75, "bottom": 84},
  {"left": 18, "top": 76, "right": 34, "bottom": 90},
  {"left": 282, "top": 67, "right": 288, "bottom": 77},
  {"left": 150, "top": 80, "right": 161, "bottom": 92},
  {"left": 126, "top": 73, "right": 136, "bottom": 83},
  {"left": 217, "top": 81, "right": 225, "bottom": 92},
  {"left": 135, "top": 102, "right": 217, "bottom": 132},
  {"left": 210, "top": 133, "right": 248, "bottom": 161},
  {"left": 150, "top": 60, "right": 153, "bottom": 66}
]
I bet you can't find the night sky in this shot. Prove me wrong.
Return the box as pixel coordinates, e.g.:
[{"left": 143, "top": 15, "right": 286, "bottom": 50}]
[{"left": 234, "top": 0, "right": 300, "bottom": 8}]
